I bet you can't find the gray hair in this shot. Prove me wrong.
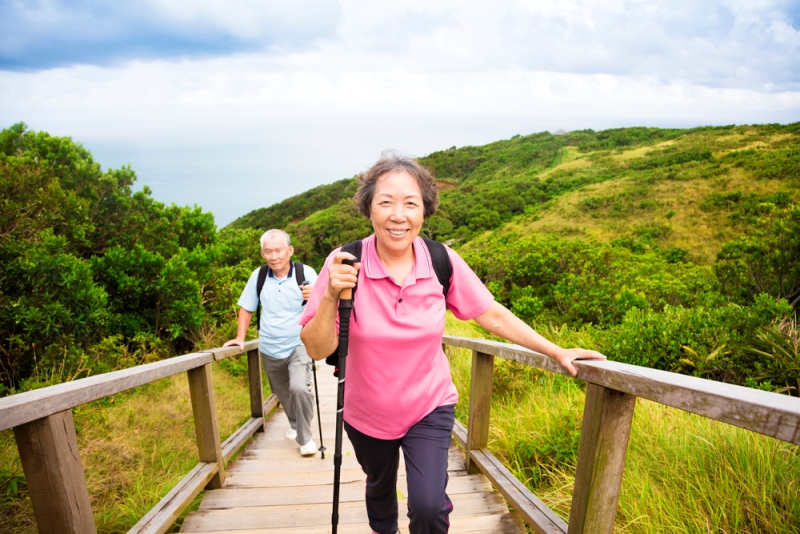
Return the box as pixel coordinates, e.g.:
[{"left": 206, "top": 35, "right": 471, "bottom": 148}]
[
  {"left": 354, "top": 150, "right": 439, "bottom": 219},
  {"left": 260, "top": 229, "right": 292, "bottom": 249}
]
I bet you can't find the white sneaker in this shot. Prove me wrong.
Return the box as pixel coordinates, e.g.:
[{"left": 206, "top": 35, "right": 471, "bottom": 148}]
[
  {"left": 299, "top": 439, "right": 316, "bottom": 456},
  {"left": 285, "top": 428, "right": 297, "bottom": 440}
]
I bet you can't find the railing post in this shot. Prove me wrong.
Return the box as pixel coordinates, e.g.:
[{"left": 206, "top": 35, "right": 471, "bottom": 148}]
[
  {"left": 466, "top": 350, "right": 494, "bottom": 474},
  {"left": 187, "top": 363, "right": 225, "bottom": 489},
  {"left": 13, "top": 410, "right": 97, "bottom": 534},
  {"left": 568, "top": 383, "right": 636, "bottom": 534},
  {"left": 247, "top": 348, "right": 264, "bottom": 432}
]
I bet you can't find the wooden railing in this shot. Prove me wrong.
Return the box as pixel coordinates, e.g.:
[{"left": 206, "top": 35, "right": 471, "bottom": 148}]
[
  {"left": 0, "top": 340, "right": 276, "bottom": 534},
  {"left": 442, "top": 335, "right": 800, "bottom": 534},
  {"left": 2, "top": 336, "right": 799, "bottom": 533}
]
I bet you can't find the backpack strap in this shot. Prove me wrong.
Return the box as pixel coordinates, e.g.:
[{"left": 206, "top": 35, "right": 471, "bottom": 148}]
[
  {"left": 294, "top": 261, "right": 307, "bottom": 305},
  {"left": 422, "top": 238, "right": 452, "bottom": 297},
  {"left": 254, "top": 264, "right": 270, "bottom": 329}
]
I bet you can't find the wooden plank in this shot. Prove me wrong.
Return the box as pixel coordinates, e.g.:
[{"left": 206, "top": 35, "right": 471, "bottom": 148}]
[
  {"left": 262, "top": 394, "right": 279, "bottom": 418},
  {"left": 223, "top": 467, "right": 378, "bottom": 488},
  {"left": 224, "top": 466, "right": 471, "bottom": 489},
  {"left": 443, "top": 336, "right": 800, "bottom": 445},
  {"left": 181, "top": 491, "right": 510, "bottom": 531},
  {"left": 128, "top": 462, "right": 218, "bottom": 534},
  {"left": 13, "top": 410, "right": 96, "bottom": 534},
  {"left": 452, "top": 419, "right": 468, "bottom": 449},
  {"left": 0, "top": 351, "right": 213, "bottom": 432},
  {"left": 568, "top": 384, "right": 636, "bottom": 534},
  {"left": 188, "top": 364, "right": 225, "bottom": 489},
  {"left": 467, "top": 350, "right": 494, "bottom": 474},
  {"left": 200, "top": 474, "right": 493, "bottom": 508},
  {"left": 221, "top": 418, "right": 263, "bottom": 463},
  {"left": 231, "top": 447, "right": 466, "bottom": 472},
  {"left": 470, "top": 449, "right": 567, "bottom": 534},
  {"left": 247, "top": 349, "right": 264, "bottom": 425},
  {"left": 207, "top": 340, "right": 260, "bottom": 362},
  {"left": 182, "top": 512, "right": 524, "bottom": 533}
]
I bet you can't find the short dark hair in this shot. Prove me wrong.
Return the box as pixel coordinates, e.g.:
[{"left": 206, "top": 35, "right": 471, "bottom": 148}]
[{"left": 354, "top": 150, "right": 439, "bottom": 219}]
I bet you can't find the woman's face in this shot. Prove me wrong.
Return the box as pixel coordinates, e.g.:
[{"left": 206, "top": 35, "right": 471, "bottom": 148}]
[{"left": 369, "top": 171, "right": 425, "bottom": 257}]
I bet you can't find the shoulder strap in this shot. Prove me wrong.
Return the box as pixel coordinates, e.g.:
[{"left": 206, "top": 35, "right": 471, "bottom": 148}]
[
  {"left": 293, "top": 262, "right": 307, "bottom": 305},
  {"left": 255, "top": 264, "right": 270, "bottom": 327},
  {"left": 422, "top": 238, "right": 452, "bottom": 297},
  {"left": 294, "top": 262, "right": 305, "bottom": 286}
]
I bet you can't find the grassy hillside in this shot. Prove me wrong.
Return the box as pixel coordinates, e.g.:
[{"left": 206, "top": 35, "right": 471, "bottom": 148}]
[{"left": 229, "top": 123, "right": 800, "bottom": 269}]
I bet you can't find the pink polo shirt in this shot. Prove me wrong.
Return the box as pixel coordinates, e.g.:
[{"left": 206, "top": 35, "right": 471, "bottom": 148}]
[{"left": 299, "top": 235, "right": 494, "bottom": 439}]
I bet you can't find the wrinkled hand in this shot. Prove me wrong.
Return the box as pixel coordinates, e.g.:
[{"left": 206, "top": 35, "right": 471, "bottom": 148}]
[
  {"left": 554, "top": 347, "right": 607, "bottom": 377},
  {"left": 300, "top": 282, "right": 313, "bottom": 301},
  {"left": 326, "top": 252, "right": 361, "bottom": 301},
  {"left": 223, "top": 339, "right": 245, "bottom": 351}
]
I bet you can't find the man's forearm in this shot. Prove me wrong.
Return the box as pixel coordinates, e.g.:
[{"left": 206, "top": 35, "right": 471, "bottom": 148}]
[{"left": 236, "top": 308, "right": 254, "bottom": 341}]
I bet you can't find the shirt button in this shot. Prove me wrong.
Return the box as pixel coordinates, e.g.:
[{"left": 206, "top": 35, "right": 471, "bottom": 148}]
[{"left": 398, "top": 298, "right": 403, "bottom": 303}]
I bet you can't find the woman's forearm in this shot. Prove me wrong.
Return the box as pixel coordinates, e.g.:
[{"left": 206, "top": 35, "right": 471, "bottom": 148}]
[
  {"left": 474, "top": 301, "right": 606, "bottom": 377},
  {"left": 474, "top": 301, "right": 564, "bottom": 359}
]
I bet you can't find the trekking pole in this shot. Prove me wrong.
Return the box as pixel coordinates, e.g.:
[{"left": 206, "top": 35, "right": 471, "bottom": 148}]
[
  {"left": 331, "top": 282, "right": 354, "bottom": 534},
  {"left": 311, "top": 363, "right": 326, "bottom": 459},
  {"left": 300, "top": 280, "right": 326, "bottom": 460}
]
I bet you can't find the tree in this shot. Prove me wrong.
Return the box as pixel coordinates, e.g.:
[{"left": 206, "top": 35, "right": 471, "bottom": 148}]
[{"left": 715, "top": 204, "right": 800, "bottom": 311}]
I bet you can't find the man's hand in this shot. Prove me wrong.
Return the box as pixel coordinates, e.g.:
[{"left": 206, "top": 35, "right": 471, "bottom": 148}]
[
  {"left": 223, "top": 339, "right": 245, "bottom": 351},
  {"left": 553, "top": 347, "right": 607, "bottom": 377},
  {"left": 300, "top": 282, "right": 313, "bottom": 301}
]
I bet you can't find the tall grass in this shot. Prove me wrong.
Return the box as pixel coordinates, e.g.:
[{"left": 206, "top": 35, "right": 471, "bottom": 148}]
[
  {"left": 445, "top": 313, "right": 800, "bottom": 533},
  {"left": 0, "top": 357, "right": 256, "bottom": 533}
]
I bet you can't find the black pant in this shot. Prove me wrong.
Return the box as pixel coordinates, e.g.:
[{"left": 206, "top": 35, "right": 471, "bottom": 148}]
[{"left": 345, "top": 404, "right": 455, "bottom": 534}]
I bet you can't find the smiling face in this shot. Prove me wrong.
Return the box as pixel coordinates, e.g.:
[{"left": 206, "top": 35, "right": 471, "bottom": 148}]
[
  {"left": 370, "top": 170, "right": 425, "bottom": 258},
  {"left": 260, "top": 234, "right": 294, "bottom": 278}
]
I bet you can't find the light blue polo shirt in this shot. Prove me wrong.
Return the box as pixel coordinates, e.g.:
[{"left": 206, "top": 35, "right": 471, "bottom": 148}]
[{"left": 238, "top": 262, "right": 318, "bottom": 359}]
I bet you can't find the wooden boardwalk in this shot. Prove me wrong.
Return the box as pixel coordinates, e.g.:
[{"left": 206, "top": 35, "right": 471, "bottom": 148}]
[{"left": 181, "top": 364, "right": 525, "bottom": 533}]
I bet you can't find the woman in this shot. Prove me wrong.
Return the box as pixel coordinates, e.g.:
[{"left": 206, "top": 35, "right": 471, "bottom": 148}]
[{"left": 299, "top": 152, "right": 605, "bottom": 534}]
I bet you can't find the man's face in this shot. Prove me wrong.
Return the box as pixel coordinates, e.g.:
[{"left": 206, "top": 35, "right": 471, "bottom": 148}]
[{"left": 260, "top": 235, "right": 294, "bottom": 275}]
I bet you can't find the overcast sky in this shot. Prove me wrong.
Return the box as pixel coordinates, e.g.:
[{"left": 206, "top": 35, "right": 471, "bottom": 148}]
[{"left": 2, "top": 0, "right": 799, "bottom": 226}]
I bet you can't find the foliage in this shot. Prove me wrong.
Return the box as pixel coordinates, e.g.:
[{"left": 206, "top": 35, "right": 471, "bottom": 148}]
[
  {"left": 463, "top": 234, "right": 721, "bottom": 327},
  {"left": 745, "top": 318, "right": 800, "bottom": 395},
  {"left": 0, "top": 123, "right": 260, "bottom": 392},
  {"left": 715, "top": 203, "right": 800, "bottom": 312},
  {"left": 596, "top": 295, "right": 793, "bottom": 384}
]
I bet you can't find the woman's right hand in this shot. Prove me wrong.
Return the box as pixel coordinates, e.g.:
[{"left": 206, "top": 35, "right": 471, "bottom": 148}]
[{"left": 325, "top": 252, "right": 361, "bottom": 301}]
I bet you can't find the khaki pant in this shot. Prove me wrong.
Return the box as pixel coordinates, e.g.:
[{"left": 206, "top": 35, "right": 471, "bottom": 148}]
[{"left": 261, "top": 345, "right": 315, "bottom": 446}]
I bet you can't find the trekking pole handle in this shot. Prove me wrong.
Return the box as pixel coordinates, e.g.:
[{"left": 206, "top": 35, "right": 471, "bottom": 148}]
[{"left": 339, "top": 258, "right": 355, "bottom": 300}]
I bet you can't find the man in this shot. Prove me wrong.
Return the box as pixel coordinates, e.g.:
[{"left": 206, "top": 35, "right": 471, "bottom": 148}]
[{"left": 224, "top": 229, "right": 318, "bottom": 456}]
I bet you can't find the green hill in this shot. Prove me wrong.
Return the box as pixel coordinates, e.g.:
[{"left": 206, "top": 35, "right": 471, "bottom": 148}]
[{"left": 228, "top": 123, "right": 800, "bottom": 268}]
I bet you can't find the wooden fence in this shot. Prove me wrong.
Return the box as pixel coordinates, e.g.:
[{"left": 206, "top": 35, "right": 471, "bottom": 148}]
[
  {"left": 0, "top": 341, "right": 269, "bottom": 534},
  {"left": 442, "top": 335, "right": 800, "bottom": 534},
  {"left": 1, "top": 336, "right": 799, "bottom": 533}
]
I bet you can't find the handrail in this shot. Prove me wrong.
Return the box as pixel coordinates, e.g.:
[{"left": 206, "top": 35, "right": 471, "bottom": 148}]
[
  {"left": 443, "top": 336, "right": 800, "bottom": 444},
  {"left": 0, "top": 342, "right": 259, "bottom": 432},
  {"left": 442, "top": 335, "right": 800, "bottom": 534},
  {"left": 3, "top": 340, "right": 269, "bottom": 534}
]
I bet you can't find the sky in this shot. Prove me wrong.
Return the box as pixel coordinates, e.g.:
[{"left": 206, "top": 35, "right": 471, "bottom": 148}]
[{"left": 1, "top": 0, "right": 799, "bottom": 226}]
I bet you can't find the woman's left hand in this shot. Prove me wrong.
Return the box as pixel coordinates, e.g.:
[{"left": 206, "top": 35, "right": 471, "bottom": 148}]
[{"left": 553, "top": 347, "right": 607, "bottom": 377}]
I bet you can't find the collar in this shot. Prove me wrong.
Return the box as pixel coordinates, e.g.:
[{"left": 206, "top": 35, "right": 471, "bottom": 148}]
[
  {"left": 268, "top": 262, "right": 294, "bottom": 280},
  {"left": 362, "top": 234, "right": 434, "bottom": 282}
]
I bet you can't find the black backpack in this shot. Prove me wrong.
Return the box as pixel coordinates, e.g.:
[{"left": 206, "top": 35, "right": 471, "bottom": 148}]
[
  {"left": 254, "top": 261, "right": 307, "bottom": 328},
  {"left": 325, "top": 238, "right": 452, "bottom": 370}
]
